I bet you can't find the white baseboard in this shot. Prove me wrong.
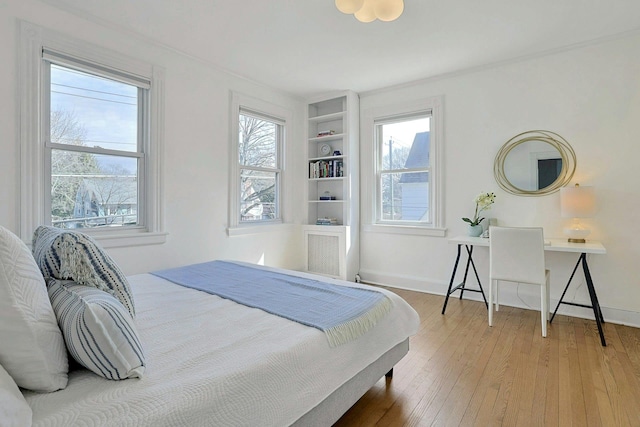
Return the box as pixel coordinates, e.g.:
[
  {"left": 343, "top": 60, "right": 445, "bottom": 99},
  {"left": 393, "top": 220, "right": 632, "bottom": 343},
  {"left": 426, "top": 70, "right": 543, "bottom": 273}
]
[{"left": 359, "top": 268, "right": 640, "bottom": 329}]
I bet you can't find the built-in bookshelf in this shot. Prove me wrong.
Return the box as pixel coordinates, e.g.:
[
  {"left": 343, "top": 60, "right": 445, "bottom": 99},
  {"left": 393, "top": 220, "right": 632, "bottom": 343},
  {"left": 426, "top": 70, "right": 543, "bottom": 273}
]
[{"left": 303, "top": 91, "right": 359, "bottom": 281}]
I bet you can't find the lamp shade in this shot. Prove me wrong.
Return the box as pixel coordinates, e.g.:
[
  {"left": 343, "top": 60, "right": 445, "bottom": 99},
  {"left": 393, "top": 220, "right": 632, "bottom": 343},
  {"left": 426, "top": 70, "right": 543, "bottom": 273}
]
[
  {"left": 374, "top": 0, "right": 404, "bottom": 21},
  {"left": 336, "top": 0, "right": 405, "bottom": 23},
  {"left": 335, "top": 0, "right": 365, "bottom": 14},
  {"left": 560, "top": 184, "right": 595, "bottom": 218},
  {"left": 354, "top": 0, "right": 377, "bottom": 22}
]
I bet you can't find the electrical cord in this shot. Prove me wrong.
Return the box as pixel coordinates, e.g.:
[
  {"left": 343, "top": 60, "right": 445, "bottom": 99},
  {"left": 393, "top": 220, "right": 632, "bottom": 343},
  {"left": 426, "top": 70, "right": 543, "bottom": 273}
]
[
  {"left": 515, "top": 253, "right": 591, "bottom": 310},
  {"left": 568, "top": 253, "right": 589, "bottom": 302},
  {"left": 516, "top": 283, "right": 532, "bottom": 309}
]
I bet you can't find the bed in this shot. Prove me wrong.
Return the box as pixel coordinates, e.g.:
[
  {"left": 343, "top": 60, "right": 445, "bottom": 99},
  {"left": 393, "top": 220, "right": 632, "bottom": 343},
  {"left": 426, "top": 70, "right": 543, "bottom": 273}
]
[
  {"left": 0, "top": 223, "right": 419, "bottom": 426},
  {"left": 19, "top": 260, "right": 420, "bottom": 427}
]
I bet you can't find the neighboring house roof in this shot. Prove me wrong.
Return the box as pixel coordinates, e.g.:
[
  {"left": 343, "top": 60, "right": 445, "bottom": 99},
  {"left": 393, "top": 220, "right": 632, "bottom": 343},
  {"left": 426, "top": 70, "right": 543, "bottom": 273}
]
[{"left": 399, "top": 132, "right": 429, "bottom": 183}]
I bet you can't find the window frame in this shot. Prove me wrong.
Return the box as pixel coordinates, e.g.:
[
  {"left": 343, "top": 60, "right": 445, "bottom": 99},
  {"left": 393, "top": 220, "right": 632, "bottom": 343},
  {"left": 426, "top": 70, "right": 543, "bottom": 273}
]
[
  {"left": 228, "top": 92, "right": 292, "bottom": 235},
  {"left": 375, "top": 112, "right": 433, "bottom": 226},
  {"left": 238, "top": 108, "right": 282, "bottom": 224},
  {"left": 361, "top": 96, "right": 446, "bottom": 237},
  {"left": 19, "top": 21, "right": 166, "bottom": 247},
  {"left": 43, "top": 52, "right": 148, "bottom": 232}
]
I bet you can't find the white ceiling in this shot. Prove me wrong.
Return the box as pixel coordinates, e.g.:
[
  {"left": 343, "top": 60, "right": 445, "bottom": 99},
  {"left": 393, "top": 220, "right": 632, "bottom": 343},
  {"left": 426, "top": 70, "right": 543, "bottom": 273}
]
[{"left": 41, "top": 0, "right": 640, "bottom": 98}]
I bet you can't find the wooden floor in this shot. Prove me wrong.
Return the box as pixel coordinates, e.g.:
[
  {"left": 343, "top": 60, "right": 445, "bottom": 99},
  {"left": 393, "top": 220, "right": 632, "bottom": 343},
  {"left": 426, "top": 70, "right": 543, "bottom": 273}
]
[{"left": 334, "top": 288, "right": 640, "bottom": 427}]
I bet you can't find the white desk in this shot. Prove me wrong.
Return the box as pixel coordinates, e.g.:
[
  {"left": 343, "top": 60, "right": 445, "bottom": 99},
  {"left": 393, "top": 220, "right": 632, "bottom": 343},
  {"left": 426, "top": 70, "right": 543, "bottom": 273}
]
[{"left": 442, "top": 235, "right": 608, "bottom": 346}]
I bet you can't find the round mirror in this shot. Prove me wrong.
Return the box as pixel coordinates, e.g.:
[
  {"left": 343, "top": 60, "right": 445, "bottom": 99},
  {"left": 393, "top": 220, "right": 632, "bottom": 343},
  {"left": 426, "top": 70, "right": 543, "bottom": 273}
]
[{"left": 494, "top": 130, "right": 576, "bottom": 196}]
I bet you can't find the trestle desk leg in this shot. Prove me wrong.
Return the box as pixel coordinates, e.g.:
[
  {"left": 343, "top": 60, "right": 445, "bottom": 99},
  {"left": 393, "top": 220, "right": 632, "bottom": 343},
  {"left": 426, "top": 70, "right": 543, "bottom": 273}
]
[
  {"left": 550, "top": 253, "right": 606, "bottom": 347},
  {"left": 582, "top": 254, "right": 606, "bottom": 346},
  {"left": 458, "top": 246, "right": 473, "bottom": 301},
  {"left": 550, "top": 257, "right": 581, "bottom": 322},
  {"left": 467, "top": 246, "right": 488, "bottom": 308},
  {"left": 442, "top": 244, "right": 462, "bottom": 315}
]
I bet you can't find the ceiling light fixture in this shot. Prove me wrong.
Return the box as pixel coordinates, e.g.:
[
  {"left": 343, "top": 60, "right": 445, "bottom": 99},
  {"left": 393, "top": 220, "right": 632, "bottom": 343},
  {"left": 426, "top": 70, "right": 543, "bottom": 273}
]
[{"left": 335, "top": 0, "right": 404, "bottom": 23}]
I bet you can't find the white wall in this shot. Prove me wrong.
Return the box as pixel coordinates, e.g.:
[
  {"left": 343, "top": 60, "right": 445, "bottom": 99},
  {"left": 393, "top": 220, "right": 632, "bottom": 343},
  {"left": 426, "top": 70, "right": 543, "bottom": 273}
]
[
  {"left": 2, "top": 1, "right": 639, "bottom": 326},
  {"left": 359, "top": 34, "right": 640, "bottom": 325},
  {"left": 0, "top": 0, "right": 306, "bottom": 274}
]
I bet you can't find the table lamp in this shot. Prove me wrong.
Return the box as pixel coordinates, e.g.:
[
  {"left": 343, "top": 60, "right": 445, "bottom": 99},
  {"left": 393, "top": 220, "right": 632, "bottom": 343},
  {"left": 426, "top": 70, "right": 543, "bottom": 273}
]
[{"left": 560, "top": 183, "right": 595, "bottom": 243}]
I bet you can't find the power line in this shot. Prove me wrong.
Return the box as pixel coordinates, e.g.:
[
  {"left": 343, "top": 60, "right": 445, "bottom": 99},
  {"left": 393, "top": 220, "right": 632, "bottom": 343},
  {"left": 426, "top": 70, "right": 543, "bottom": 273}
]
[
  {"left": 51, "top": 90, "right": 137, "bottom": 106},
  {"left": 52, "top": 64, "right": 137, "bottom": 89},
  {"left": 52, "top": 82, "right": 137, "bottom": 99}
]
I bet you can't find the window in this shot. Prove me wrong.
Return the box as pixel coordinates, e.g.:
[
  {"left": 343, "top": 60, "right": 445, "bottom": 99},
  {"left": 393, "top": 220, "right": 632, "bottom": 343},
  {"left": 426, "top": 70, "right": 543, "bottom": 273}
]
[
  {"left": 229, "top": 92, "right": 291, "bottom": 234},
  {"left": 238, "top": 109, "right": 282, "bottom": 223},
  {"left": 376, "top": 114, "right": 431, "bottom": 224},
  {"left": 19, "top": 22, "right": 165, "bottom": 246},
  {"left": 44, "top": 52, "right": 148, "bottom": 230},
  {"left": 361, "top": 96, "right": 444, "bottom": 236}
]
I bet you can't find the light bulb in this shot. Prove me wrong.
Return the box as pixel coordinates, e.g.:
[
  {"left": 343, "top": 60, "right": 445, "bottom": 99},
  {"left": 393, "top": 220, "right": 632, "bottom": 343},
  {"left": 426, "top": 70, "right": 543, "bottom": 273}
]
[
  {"left": 354, "top": 0, "right": 377, "bottom": 22},
  {"left": 374, "top": 0, "right": 404, "bottom": 22},
  {"left": 335, "top": 0, "right": 365, "bottom": 14}
]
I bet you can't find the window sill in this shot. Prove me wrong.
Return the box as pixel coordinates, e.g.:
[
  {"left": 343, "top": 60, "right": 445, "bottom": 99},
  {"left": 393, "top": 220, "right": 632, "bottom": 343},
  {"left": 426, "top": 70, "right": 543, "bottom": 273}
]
[
  {"left": 84, "top": 230, "right": 167, "bottom": 249},
  {"left": 227, "top": 222, "right": 295, "bottom": 237},
  {"left": 362, "top": 224, "right": 447, "bottom": 237}
]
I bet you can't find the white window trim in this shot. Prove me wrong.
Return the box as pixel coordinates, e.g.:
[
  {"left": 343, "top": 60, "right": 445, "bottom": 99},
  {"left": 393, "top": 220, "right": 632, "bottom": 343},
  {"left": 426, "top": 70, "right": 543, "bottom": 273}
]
[
  {"left": 227, "top": 92, "right": 292, "bottom": 236},
  {"left": 361, "top": 96, "right": 446, "bottom": 237},
  {"left": 375, "top": 112, "right": 432, "bottom": 227},
  {"left": 19, "top": 21, "right": 166, "bottom": 248}
]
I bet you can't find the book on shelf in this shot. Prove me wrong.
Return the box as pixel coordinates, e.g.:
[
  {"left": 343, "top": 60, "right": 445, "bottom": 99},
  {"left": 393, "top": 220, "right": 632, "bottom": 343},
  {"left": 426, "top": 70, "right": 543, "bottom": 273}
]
[
  {"left": 316, "top": 217, "right": 338, "bottom": 226},
  {"left": 317, "top": 130, "right": 335, "bottom": 137},
  {"left": 319, "top": 196, "right": 336, "bottom": 200},
  {"left": 309, "top": 159, "right": 344, "bottom": 179},
  {"left": 334, "top": 160, "right": 343, "bottom": 177}
]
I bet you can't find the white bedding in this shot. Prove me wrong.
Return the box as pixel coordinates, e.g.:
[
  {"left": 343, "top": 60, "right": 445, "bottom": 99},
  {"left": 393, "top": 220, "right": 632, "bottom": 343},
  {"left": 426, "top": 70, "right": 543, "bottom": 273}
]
[{"left": 23, "top": 263, "right": 420, "bottom": 427}]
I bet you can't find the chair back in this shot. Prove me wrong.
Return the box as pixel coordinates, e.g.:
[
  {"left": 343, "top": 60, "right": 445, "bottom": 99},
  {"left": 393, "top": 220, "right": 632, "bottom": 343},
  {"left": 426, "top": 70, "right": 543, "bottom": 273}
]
[{"left": 489, "top": 226, "right": 546, "bottom": 286}]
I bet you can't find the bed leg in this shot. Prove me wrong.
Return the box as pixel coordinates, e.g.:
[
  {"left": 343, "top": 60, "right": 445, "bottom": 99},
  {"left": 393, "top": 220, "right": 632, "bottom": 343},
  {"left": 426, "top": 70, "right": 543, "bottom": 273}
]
[{"left": 385, "top": 368, "right": 393, "bottom": 378}]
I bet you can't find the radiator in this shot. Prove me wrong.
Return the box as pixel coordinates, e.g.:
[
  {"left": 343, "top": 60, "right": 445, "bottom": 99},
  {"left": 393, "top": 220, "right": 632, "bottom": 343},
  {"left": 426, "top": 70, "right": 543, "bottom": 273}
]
[{"left": 307, "top": 233, "right": 340, "bottom": 277}]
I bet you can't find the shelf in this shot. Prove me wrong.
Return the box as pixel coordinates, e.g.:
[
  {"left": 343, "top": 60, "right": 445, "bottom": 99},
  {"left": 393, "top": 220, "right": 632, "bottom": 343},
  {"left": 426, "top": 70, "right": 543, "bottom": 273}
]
[
  {"left": 308, "top": 177, "right": 344, "bottom": 182},
  {"left": 308, "top": 133, "right": 346, "bottom": 143},
  {"left": 308, "top": 155, "right": 345, "bottom": 162},
  {"left": 303, "top": 224, "right": 348, "bottom": 229},
  {"left": 305, "top": 91, "right": 358, "bottom": 281},
  {"left": 308, "top": 111, "right": 345, "bottom": 123}
]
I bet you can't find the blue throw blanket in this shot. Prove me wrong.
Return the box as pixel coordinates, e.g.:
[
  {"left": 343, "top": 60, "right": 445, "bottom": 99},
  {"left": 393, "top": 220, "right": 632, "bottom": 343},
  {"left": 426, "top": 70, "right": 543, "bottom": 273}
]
[{"left": 151, "top": 261, "right": 391, "bottom": 347}]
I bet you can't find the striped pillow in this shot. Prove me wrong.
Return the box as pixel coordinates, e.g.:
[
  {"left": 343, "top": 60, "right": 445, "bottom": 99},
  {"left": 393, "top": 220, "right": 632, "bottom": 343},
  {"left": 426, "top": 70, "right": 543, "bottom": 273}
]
[
  {"left": 32, "top": 226, "right": 135, "bottom": 317},
  {"left": 48, "top": 279, "right": 145, "bottom": 380}
]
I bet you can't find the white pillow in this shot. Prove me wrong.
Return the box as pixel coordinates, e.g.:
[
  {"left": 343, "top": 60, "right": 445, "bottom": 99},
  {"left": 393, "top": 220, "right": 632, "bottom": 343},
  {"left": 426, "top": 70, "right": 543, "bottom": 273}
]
[
  {"left": 0, "top": 226, "right": 68, "bottom": 392},
  {"left": 0, "top": 364, "right": 32, "bottom": 427},
  {"left": 32, "top": 226, "right": 136, "bottom": 317},
  {"left": 48, "top": 279, "right": 145, "bottom": 380}
]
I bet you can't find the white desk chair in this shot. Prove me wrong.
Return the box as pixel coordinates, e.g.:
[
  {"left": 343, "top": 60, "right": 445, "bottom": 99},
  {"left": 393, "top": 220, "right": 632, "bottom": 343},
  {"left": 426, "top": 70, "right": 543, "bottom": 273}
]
[{"left": 489, "top": 226, "right": 550, "bottom": 337}]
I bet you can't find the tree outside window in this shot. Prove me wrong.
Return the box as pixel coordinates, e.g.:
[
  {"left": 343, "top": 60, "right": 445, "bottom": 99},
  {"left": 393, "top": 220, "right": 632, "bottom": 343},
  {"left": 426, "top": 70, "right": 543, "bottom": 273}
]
[{"left": 238, "top": 111, "right": 282, "bottom": 222}]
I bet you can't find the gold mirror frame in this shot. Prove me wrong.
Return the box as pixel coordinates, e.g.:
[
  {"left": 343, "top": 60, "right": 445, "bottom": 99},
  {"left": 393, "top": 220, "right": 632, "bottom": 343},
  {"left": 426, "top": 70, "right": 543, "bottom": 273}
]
[{"left": 494, "top": 130, "right": 576, "bottom": 196}]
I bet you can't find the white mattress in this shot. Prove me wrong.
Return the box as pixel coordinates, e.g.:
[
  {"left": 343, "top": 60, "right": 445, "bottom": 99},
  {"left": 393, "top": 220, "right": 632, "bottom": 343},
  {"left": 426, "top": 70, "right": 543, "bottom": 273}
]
[{"left": 24, "top": 263, "right": 420, "bottom": 427}]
